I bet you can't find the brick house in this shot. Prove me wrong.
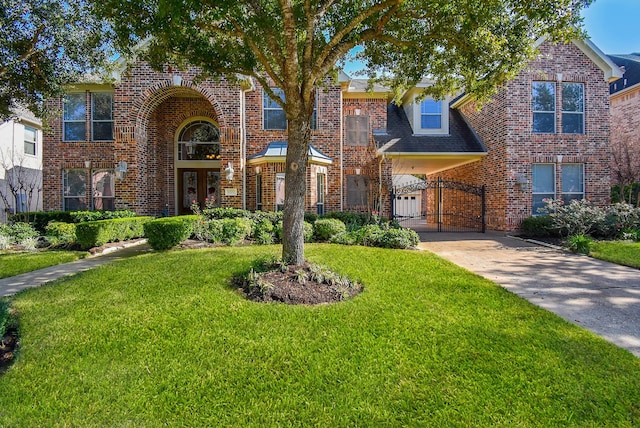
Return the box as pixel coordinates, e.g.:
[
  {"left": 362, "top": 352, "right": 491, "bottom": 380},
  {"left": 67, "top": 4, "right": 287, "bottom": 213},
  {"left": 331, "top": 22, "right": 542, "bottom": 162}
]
[
  {"left": 608, "top": 53, "right": 640, "bottom": 193},
  {"left": 42, "top": 38, "right": 620, "bottom": 232}
]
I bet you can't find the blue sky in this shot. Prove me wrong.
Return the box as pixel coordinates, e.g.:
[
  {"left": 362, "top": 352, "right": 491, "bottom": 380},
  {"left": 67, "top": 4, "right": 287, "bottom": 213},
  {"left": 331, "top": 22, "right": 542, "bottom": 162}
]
[{"left": 582, "top": 0, "right": 640, "bottom": 54}]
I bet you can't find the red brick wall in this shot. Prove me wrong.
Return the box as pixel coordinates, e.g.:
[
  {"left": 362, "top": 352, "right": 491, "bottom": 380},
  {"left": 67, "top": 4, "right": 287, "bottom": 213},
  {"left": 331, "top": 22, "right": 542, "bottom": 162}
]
[
  {"left": 610, "top": 85, "right": 640, "bottom": 186},
  {"left": 432, "top": 41, "right": 612, "bottom": 231}
]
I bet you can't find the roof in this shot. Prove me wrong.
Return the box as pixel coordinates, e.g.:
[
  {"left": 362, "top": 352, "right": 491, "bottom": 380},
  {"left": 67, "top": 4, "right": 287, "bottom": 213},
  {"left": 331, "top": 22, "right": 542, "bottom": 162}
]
[
  {"left": 608, "top": 54, "right": 640, "bottom": 95},
  {"left": 375, "top": 103, "right": 486, "bottom": 154},
  {"left": 247, "top": 141, "right": 333, "bottom": 165}
]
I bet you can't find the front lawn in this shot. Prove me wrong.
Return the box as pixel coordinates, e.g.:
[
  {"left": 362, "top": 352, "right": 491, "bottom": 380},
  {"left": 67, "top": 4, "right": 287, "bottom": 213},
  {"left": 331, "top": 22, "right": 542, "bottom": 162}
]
[
  {"left": 0, "top": 245, "right": 638, "bottom": 426},
  {"left": 591, "top": 240, "right": 640, "bottom": 269},
  {"left": 0, "top": 251, "right": 87, "bottom": 279}
]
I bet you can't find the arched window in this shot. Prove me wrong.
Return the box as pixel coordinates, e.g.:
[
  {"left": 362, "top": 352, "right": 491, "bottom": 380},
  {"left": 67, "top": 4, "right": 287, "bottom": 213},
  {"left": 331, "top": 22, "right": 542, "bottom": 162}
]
[{"left": 177, "top": 120, "right": 220, "bottom": 161}]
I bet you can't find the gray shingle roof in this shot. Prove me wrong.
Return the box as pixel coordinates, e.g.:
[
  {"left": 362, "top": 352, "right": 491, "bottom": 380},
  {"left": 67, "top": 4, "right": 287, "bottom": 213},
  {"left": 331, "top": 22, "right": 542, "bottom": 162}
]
[
  {"left": 609, "top": 54, "right": 640, "bottom": 94},
  {"left": 375, "top": 103, "right": 485, "bottom": 154}
]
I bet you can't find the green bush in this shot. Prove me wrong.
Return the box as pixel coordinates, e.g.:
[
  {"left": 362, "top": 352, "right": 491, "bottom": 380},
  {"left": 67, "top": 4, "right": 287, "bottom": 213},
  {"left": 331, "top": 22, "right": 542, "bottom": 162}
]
[
  {"left": 367, "top": 228, "right": 419, "bottom": 249},
  {"left": 273, "top": 221, "right": 314, "bottom": 243},
  {"left": 45, "top": 222, "right": 77, "bottom": 244},
  {"left": 144, "top": 217, "right": 194, "bottom": 250},
  {"left": 201, "top": 207, "right": 252, "bottom": 220},
  {"left": 313, "top": 218, "right": 347, "bottom": 241},
  {"left": 1, "top": 222, "right": 39, "bottom": 244},
  {"left": 520, "top": 215, "right": 554, "bottom": 238},
  {"left": 221, "top": 218, "right": 253, "bottom": 244},
  {"left": 76, "top": 217, "right": 151, "bottom": 249},
  {"left": 567, "top": 234, "right": 593, "bottom": 255},
  {"left": 9, "top": 211, "right": 73, "bottom": 233},
  {"left": 69, "top": 210, "right": 137, "bottom": 223},
  {"left": 324, "top": 211, "right": 379, "bottom": 229}
]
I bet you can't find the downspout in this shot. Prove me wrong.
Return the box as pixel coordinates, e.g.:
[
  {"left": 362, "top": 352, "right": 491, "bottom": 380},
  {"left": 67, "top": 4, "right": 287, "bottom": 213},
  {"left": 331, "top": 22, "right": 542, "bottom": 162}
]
[
  {"left": 240, "top": 80, "right": 254, "bottom": 211},
  {"left": 339, "top": 90, "right": 344, "bottom": 211},
  {"left": 379, "top": 154, "right": 384, "bottom": 219}
]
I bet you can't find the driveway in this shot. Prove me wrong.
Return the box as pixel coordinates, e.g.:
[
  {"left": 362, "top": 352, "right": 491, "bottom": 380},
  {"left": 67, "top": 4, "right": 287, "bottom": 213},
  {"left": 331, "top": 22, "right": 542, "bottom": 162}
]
[{"left": 418, "top": 231, "right": 640, "bottom": 358}]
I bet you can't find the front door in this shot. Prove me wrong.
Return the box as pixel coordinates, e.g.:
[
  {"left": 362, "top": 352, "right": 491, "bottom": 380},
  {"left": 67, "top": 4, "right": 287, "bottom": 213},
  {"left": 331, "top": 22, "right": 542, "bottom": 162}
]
[{"left": 178, "top": 168, "right": 220, "bottom": 214}]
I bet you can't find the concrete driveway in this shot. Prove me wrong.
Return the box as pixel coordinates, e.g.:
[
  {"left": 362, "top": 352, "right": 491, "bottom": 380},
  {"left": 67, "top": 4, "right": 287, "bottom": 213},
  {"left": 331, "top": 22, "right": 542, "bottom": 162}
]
[{"left": 418, "top": 231, "right": 640, "bottom": 358}]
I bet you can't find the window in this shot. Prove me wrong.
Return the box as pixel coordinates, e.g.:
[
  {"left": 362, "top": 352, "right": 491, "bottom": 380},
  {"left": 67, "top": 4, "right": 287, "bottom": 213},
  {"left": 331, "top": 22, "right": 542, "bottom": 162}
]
[
  {"left": 264, "top": 89, "right": 286, "bottom": 130},
  {"left": 92, "top": 169, "right": 115, "bottom": 210},
  {"left": 532, "top": 82, "right": 556, "bottom": 133},
  {"left": 256, "top": 173, "right": 263, "bottom": 211},
  {"left": 561, "top": 164, "right": 584, "bottom": 203},
  {"left": 177, "top": 121, "right": 221, "bottom": 161},
  {"left": 263, "top": 89, "right": 317, "bottom": 130},
  {"left": 64, "top": 93, "right": 86, "bottom": 141},
  {"left": 562, "top": 83, "right": 584, "bottom": 134},
  {"left": 275, "top": 173, "right": 285, "bottom": 211},
  {"left": 63, "top": 169, "right": 88, "bottom": 211},
  {"left": 532, "top": 164, "right": 555, "bottom": 214},
  {"left": 92, "top": 93, "right": 114, "bottom": 141},
  {"left": 345, "top": 115, "right": 369, "bottom": 146},
  {"left": 420, "top": 100, "right": 442, "bottom": 129},
  {"left": 346, "top": 175, "right": 369, "bottom": 209},
  {"left": 316, "top": 172, "right": 325, "bottom": 215},
  {"left": 24, "top": 126, "right": 37, "bottom": 156},
  {"left": 63, "top": 91, "right": 114, "bottom": 141}
]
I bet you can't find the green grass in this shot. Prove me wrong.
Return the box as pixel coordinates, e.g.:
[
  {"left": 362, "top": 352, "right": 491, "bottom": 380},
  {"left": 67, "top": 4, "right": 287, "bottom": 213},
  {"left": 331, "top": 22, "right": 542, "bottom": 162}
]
[
  {"left": 0, "top": 245, "right": 639, "bottom": 426},
  {"left": 0, "top": 251, "right": 87, "bottom": 279},
  {"left": 591, "top": 240, "right": 640, "bottom": 269}
]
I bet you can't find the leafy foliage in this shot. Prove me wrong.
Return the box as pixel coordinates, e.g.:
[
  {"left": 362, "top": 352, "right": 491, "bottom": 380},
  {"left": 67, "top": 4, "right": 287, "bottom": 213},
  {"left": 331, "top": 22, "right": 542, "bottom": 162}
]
[
  {"left": 144, "top": 217, "right": 194, "bottom": 251},
  {"left": 566, "top": 234, "right": 593, "bottom": 255},
  {"left": 520, "top": 215, "right": 556, "bottom": 238},
  {"left": 0, "top": 0, "right": 113, "bottom": 119},
  {"left": 75, "top": 217, "right": 151, "bottom": 249},
  {"left": 313, "top": 218, "right": 347, "bottom": 242}
]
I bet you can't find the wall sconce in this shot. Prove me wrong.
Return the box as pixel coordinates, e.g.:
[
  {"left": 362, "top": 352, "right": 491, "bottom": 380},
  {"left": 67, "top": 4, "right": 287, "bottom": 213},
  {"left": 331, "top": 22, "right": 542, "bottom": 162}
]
[
  {"left": 84, "top": 160, "right": 91, "bottom": 169},
  {"left": 186, "top": 141, "right": 197, "bottom": 155},
  {"left": 355, "top": 168, "right": 361, "bottom": 175},
  {"left": 224, "top": 162, "right": 234, "bottom": 181},
  {"left": 115, "top": 160, "right": 128, "bottom": 181},
  {"left": 255, "top": 166, "right": 262, "bottom": 174},
  {"left": 515, "top": 172, "right": 528, "bottom": 189}
]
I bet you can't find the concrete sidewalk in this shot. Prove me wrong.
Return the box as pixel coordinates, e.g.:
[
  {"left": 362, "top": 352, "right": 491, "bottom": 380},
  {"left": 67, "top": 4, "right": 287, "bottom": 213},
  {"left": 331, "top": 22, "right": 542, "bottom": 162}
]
[
  {"left": 0, "top": 241, "right": 149, "bottom": 298},
  {"left": 418, "top": 231, "right": 640, "bottom": 358}
]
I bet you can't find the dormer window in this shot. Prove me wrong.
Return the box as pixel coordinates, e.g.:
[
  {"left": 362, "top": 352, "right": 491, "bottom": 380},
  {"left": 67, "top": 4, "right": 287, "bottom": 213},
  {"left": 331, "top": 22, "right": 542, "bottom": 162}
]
[{"left": 420, "top": 100, "right": 442, "bottom": 129}]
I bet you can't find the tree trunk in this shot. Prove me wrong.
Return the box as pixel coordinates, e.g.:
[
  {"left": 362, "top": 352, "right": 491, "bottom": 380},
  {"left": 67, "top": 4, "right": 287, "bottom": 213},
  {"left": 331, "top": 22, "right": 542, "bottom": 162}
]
[{"left": 282, "top": 115, "right": 311, "bottom": 265}]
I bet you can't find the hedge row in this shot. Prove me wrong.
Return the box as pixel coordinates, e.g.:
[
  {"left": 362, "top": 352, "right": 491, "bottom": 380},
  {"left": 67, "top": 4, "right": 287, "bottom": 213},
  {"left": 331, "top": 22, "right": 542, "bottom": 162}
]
[
  {"left": 10, "top": 210, "right": 137, "bottom": 233},
  {"left": 76, "top": 217, "right": 152, "bottom": 249}
]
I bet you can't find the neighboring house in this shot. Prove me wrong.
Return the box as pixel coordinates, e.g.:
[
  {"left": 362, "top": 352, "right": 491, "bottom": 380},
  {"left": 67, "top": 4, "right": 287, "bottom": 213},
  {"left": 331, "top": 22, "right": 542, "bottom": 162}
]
[
  {"left": 608, "top": 53, "right": 640, "bottom": 193},
  {"left": 0, "top": 108, "right": 43, "bottom": 223},
  {"left": 42, "top": 38, "right": 619, "bottom": 232}
]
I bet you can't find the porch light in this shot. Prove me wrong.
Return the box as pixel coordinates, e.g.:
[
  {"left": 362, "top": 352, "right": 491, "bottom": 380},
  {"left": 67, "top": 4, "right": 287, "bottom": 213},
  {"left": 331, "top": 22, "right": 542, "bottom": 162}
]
[
  {"left": 224, "top": 162, "right": 234, "bottom": 181},
  {"left": 115, "top": 161, "right": 128, "bottom": 181},
  {"left": 515, "top": 172, "right": 528, "bottom": 188}
]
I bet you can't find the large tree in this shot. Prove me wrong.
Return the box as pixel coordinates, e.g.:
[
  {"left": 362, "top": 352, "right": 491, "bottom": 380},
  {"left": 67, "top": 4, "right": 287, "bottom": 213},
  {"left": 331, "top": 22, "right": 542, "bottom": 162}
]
[
  {"left": 0, "top": 0, "right": 112, "bottom": 119},
  {"left": 95, "top": 0, "right": 589, "bottom": 264}
]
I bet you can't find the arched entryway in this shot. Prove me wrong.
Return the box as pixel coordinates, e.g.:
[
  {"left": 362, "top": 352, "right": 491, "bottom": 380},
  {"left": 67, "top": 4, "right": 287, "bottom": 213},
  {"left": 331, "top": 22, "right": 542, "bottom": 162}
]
[{"left": 175, "top": 119, "right": 222, "bottom": 214}]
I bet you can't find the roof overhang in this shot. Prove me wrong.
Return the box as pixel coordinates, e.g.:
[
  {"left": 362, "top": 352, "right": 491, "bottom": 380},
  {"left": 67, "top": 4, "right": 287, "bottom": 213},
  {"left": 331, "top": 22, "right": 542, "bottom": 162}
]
[
  {"left": 247, "top": 141, "right": 333, "bottom": 165},
  {"left": 379, "top": 152, "right": 487, "bottom": 176},
  {"left": 611, "top": 81, "right": 640, "bottom": 99}
]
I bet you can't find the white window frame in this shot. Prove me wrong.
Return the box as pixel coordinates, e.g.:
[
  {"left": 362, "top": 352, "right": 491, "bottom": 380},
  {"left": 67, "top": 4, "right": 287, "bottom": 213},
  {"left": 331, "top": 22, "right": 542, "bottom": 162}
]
[
  {"left": 91, "top": 92, "right": 114, "bottom": 141},
  {"left": 316, "top": 172, "right": 325, "bottom": 215},
  {"left": 63, "top": 93, "right": 87, "bottom": 142},
  {"left": 561, "top": 83, "right": 585, "bottom": 134},
  {"left": 275, "top": 173, "right": 285, "bottom": 211},
  {"left": 561, "top": 163, "right": 585, "bottom": 203},
  {"left": 532, "top": 163, "right": 556, "bottom": 215},
  {"left": 532, "top": 81, "right": 556, "bottom": 134},
  {"left": 263, "top": 89, "right": 318, "bottom": 130},
  {"left": 409, "top": 96, "right": 449, "bottom": 135},
  {"left": 23, "top": 125, "right": 37, "bottom": 156}
]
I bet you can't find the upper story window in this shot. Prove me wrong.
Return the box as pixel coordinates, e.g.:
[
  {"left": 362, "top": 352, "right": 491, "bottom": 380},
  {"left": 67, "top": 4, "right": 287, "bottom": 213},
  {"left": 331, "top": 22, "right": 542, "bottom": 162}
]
[
  {"left": 177, "top": 121, "right": 221, "bottom": 161},
  {"left": 532, "top": 82, "right": 556, "bottom": 133},
  {"left": 532, "top": 81, "right": 585, "bottom": 135},
  {"left": 263, "top": 88, "right": 317, "bottom": 130},
  {"left": 24, "top": 125, "right": 37, "bottom": 156},
  {"left": 420, "top": 100, "right": 442, "bottom": 129},
  {"left": 345, "top": 115, "right": 370, "bottom": 146},
  {"left": 562, "top": 83, "right": 584, "bottom": 134},
  {"left": 92, "top": 93, "right": 114, "bottom": 141},
  {"left": 63, "top": 91, "right": 114, "bottom": 141}
]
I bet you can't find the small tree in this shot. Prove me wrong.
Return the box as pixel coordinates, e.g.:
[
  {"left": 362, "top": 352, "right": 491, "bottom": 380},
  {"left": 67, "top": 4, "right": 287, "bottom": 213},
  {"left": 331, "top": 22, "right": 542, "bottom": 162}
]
[
  {"left": 0, "top": 150, "right": 42, "bottom": 223},
  {"left": 611, "top": 115, "right": 640, "bottom": 205},
  {"left": 94, "top": 0, "right": 588, "bottom": 265}
]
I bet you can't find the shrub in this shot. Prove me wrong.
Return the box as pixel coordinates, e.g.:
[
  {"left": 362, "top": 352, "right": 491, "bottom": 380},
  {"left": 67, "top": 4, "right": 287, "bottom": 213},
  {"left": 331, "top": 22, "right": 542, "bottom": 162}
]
[
  {"left": 0, "top": 235, "right": 11, "bottom": 250},
  {"left": 367, "top": 228, "right": 419, "bottom": 249},
  {"left": 221, "top": 218, "right": 253, "bottom": 244},
  {"left": 567, "top": 234, "right": 593, "bottom": 255},
  {"left": 0, "top": 300, "right": 9, "bottom": 338},
  {"left": 201, "top": 207, "right": 252, "bottom": 220},
  {"left": 45, "top": 222, "right": 77, "bottom": 244},
  {"left": 520, "top": 216, "right": 554, "bottom": 238},
  {"left": 69, "top": 210, "right": 137, "bottom": 223},
  {"left": 539, "top": 199, "right": 604, "bottom": 237},
  {"left": 7, "top": 222, "right": 39, "bottom": 242},
  {"left": 313, "top": 218, "right": 346, "bottom": 241},
  {"left": 273, "top": 221, "right": 314, "bottom": 243},
  {"left": 76, "top": 217, "right": 151, "bottom": 249},
  {"left": 324, "top": 211, "right": 378, "bottom": 230},
  {"left": 251, "top": 218, "right": 275, "bottom": 245},
  {"left": 144, "top": 217, "right": 193, "bottom": 250}
]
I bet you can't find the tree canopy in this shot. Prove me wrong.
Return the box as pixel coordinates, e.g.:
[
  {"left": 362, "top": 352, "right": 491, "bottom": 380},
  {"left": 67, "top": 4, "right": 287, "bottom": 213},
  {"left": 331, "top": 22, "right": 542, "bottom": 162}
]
[
  {"left": 0, "top": 0, "right": 112, "bottom": 119},
  {"left": 94, "top": 0, "right": 591, "bottom": 263}
]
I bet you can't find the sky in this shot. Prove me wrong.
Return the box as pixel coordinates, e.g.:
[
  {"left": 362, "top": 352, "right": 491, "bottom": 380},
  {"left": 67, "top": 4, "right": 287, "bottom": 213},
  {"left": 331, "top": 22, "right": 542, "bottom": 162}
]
[
  {"left": 582, "top": 0, "right": 640, "bottom": 54},
  {"left": 342, "top": 0, "right": 640, "bottom": 75}
]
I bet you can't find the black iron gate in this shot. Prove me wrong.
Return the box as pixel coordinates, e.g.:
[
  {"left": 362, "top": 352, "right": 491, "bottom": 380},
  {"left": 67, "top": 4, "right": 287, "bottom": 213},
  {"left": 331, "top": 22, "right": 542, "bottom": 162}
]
[{"left": 392, "top": 177, "right": 485, "bottom": 232}]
